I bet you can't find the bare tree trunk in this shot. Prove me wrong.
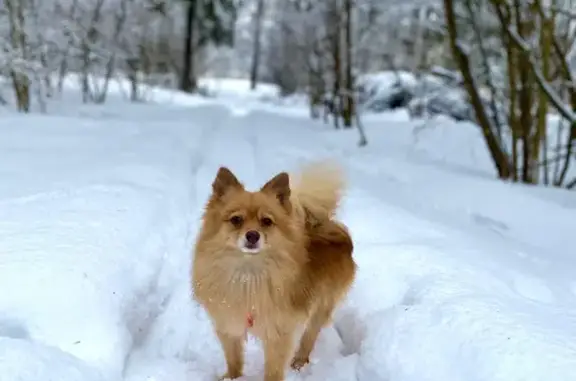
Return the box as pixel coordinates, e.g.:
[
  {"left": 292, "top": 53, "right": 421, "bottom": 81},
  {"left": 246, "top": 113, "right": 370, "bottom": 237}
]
[
  {"left": 509, "top": 54, "right": 520, "bottom": 182},
  {"left": 354, "top": 99, "right": 368, "bottom": 147},
  {"left": 536, "top": 10, "right": 553, "bottom": 184},
  {"left": 513, "top": 0, "right": 534, "bottom": 184},
  {"left": 81, "top": 33, "right": 95, "bottom": 104},
  {"left": 28, "top": 0, "right": 52, "bottom": 103},
  {"left": 557, "top": 126, "right": 576, "bottom": 187},
  {"left": 95, "top": 0, "right": 128, "bottom": 104},
  {"left": 444, "top": 0, "right": 512, "bottom": 179},
  {"left": 308, "top": 54, "right": 324, "bottom": 119},
  {"left": 126, "top": 57, "right": 140, "bottom": 102},
  {"left": 6, "top": 0, "right": 30, "bottom": 113},
  {"left": 308, "top": 52, "right": 325, "bottom": 120},
  {"left": 250, "top": 0, "right": 265, "bottom": 90},
  {"left": 180, "top": 0, "right": 198, "bottom": 92},
  {"left": 80, "top": 0, "right": 105, "bottom": 103},
  {"left": 56, "top": 0, "right": 79, "bottom": 93},
  {"left": 342, "top": 0, "right": 354, "bottom": 128},
  {"left": 544, "top": 9, "right": 576, "bottom": 187},
  {"left": 329, "top": 1, "right": 342, "bottom": 129},
  {"left": 501, "top": 0, "right": 576, "bottom": 187}
]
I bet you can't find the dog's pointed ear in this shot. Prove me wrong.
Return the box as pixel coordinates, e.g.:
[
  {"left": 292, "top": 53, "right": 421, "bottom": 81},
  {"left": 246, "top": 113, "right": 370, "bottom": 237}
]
[
  {"left": 212, "top": 167, "right": 243, "bottom": 198},
  {"left": 261, "top": 172, "right": 290, "bottom": 205}
]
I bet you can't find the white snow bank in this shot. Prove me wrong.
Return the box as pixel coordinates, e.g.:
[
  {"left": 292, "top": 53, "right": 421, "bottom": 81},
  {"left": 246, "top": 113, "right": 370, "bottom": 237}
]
[
  {"left": 40, "top": 74, "right": 281, "bottom": 118},
  {"left": 340, "top": 237, "right": 576, "bottom": 381},
  {"left": 0, "top": 108, "right": 214, "bottom": 380},
  {"left": 357, "top": 70, "right": 419, "bottom": 93},
  {"left": 0, "top": 337, "right": 107, "bottom": 381},
  {"left": 199, "top": 77, "right": 279, "bottom": 99}
]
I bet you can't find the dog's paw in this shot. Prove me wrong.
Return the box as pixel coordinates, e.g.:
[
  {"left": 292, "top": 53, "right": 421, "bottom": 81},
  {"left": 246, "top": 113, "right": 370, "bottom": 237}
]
[
  {"left": 290, "top": 356, "right": 310, "bottom": 371},
  {"left": 218, "top": 371, "right": 242, "bottom": 380}
]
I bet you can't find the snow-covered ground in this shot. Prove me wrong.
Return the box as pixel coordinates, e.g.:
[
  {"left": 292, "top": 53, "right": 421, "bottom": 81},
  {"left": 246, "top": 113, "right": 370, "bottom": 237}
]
[{"left": 0, "top": 79, "right": 575, "bottom": 381}]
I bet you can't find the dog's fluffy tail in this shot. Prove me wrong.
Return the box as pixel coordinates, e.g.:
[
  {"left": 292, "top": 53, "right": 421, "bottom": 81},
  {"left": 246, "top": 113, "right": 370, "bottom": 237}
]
[{"left": 290, "top": 160, "right": 346, "bottom": 224}]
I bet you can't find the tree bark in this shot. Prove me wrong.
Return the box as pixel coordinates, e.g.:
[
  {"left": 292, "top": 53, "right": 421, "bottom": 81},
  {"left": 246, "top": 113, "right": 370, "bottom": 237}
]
[
  {"left": 180, "top": 0, "right": 198, "bottom": 93},
  {"left": 6, "top": 0, "right": 30, "bottom": 112},
  {"left": 444, "top": 0, "right": 512, "bottom": 179},
  {"left": 330, "top": 1, "right": 342, "bottom": 129},
  {"left": 535, "top": 10, "right": 553, "bottom": 185},
  {"left": 342, "top": 0, "right": 354, "bottom": 128},
  {"left": 249, "top": 0, "right": 265, "bottom": 90}
]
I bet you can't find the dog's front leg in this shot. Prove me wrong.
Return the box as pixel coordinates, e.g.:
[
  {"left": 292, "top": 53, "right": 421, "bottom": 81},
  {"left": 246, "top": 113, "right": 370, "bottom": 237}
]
[
  {"left": 263, "top": 330, "right": 295, "bottom": 381},
  {"left": 216, "top": 329, "right": 245, "bottom": 380}
]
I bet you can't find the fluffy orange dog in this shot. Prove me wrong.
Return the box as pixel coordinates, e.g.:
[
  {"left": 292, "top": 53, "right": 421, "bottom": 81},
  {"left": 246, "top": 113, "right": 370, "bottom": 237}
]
[{"left": 191, "top": 162, "right": 356, "bottom": 381}]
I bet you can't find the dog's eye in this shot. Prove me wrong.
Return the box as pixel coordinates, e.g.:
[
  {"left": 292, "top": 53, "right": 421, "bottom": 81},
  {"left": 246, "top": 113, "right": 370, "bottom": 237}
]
[
  {"left": 230, "top": 215, "right": 243, "bottom": 226},
  {"left": 261, "top": 217, "right": 273, "bottom": 227}
]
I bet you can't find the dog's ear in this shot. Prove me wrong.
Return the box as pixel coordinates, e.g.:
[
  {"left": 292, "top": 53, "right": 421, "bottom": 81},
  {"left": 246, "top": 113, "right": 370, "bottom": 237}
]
[
  {"left": 212, "top": 167, "right": 243, "bottom": 198},
  {"left": 261, "top": 172, "right": 291, "bottom": 206}
]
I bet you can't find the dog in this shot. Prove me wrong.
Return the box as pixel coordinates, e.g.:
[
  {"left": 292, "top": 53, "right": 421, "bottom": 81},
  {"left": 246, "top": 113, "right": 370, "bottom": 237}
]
[{"left": 191, "top": 161, "right": 356, "bottom": 381}]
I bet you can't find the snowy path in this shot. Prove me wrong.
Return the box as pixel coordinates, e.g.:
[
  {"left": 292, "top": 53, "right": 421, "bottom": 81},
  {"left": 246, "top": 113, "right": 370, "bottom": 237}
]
[
  {"left": 1, "top": 100, "right": 575, "bottom": 381},
  {"left": 124, "top": 106, "right": 576, "bottom": 381}
]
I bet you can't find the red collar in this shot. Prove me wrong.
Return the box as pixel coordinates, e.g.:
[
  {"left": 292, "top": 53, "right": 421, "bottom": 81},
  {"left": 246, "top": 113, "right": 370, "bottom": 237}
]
[{"left": 246, "top": 312, "right": 254, "bottom": 328}]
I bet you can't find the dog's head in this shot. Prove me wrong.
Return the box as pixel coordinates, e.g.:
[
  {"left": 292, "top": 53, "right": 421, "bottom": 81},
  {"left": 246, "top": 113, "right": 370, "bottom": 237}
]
[{"left": 199, "top": 167, "right": 304, "bottom": 262}]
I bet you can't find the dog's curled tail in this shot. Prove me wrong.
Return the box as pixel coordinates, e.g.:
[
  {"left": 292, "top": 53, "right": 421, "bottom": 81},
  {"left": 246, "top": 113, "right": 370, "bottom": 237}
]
[{"left": 291, "top": 160, "right": 346, "bottom": 224}]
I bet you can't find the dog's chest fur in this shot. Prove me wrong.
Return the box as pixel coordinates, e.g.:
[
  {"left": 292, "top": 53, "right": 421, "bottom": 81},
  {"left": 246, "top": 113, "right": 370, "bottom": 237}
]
[{"left": 194, "top": 257, "right": 308, "bottom": 337}]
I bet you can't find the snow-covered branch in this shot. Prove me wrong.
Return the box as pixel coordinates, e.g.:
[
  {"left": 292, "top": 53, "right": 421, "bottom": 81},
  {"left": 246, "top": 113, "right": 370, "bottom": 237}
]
[{"left": 507, "top": 26, "right": 576, "bottom": 125}]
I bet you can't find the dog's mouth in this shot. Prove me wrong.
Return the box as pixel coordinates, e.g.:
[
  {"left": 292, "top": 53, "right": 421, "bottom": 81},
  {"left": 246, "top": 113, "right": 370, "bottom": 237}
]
[{"left": 241, "top": 243, "right": 262, "bottom": 254}]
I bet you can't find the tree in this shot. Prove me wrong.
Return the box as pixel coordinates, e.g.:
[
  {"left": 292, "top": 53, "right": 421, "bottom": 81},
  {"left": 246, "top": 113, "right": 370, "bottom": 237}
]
[
  {"left": 342, "top": 0, "right": 355, "bottom": 128},
  {"left": 179, "top": 0, "right": 238, "bottom": 92},
  {"left": 443, "top": 0, "right": 576, "bottom": 187},
  {"left": 249, "top": 0, "right": 265, "bottom": 90},
  {"left": 444, "top": 0, "right": 512, "bottom": 180},
  {"left": 4, "top": 0, "right": 31, "bottom": 112}
]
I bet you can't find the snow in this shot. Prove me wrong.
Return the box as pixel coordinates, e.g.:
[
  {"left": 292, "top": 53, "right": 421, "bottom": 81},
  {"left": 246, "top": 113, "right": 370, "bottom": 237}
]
[{"left": 1, "top": 78, "right": 575, "bottom": 381}]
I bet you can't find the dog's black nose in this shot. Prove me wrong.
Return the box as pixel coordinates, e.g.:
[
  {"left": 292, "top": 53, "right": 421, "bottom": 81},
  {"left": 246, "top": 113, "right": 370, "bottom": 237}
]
[{"left": 245, "top": 230, "right": 260, "bottom": 244}]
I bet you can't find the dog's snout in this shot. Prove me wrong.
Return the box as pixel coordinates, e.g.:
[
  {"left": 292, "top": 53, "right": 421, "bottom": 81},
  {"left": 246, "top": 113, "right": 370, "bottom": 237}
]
[{"left": 245, "top": 230, "right": 260, "bottom": 244}]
